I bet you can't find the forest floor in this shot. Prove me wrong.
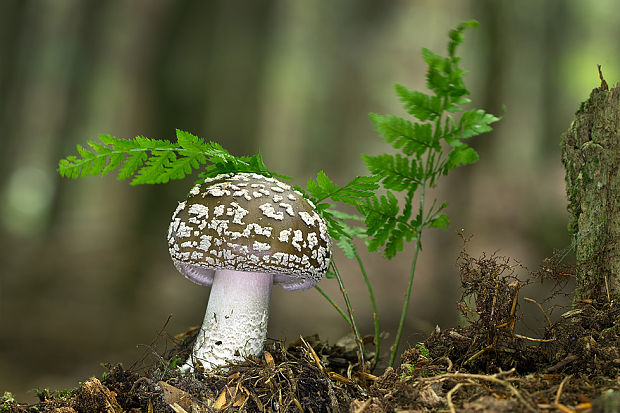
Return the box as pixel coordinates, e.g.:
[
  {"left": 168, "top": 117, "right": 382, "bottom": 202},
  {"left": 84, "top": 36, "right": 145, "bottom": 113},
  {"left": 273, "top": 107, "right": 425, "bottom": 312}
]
[{"left": 3, "top": 247, "right": 619, "bottom": 412}]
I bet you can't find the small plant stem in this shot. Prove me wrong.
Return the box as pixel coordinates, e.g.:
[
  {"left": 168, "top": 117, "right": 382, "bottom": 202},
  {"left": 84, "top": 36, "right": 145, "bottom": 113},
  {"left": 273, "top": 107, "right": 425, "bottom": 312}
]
[
  {"left": 353, "top": 248, "right": 381, "bottom": 370},
  {"left": 331, "top": 260, "right": 366, "bottom": 368},
  {"left": 314, "top": 285, "right": 352, "bottom": 326},
  {"left": 389, "top": 183, "right": 426, "bottom": 367}
]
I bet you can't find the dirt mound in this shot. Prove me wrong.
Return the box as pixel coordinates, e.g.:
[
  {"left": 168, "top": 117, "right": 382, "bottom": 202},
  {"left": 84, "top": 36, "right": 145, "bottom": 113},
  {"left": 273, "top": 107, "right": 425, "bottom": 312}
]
[{"left": 3, "top": 247, "right": 618, "bottom": 412}]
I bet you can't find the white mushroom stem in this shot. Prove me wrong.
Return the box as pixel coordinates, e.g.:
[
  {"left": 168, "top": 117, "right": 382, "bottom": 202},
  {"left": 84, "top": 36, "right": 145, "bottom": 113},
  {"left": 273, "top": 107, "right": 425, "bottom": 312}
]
[{"left": 182, "top": 269, "right": 273, "bottom": 372}]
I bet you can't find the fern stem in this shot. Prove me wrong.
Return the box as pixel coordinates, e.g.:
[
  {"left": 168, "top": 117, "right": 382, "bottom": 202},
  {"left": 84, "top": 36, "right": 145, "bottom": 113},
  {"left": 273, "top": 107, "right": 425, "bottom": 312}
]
[
  {"left": 331, "top": 260, "right": 366, "bottom": 369},
  {"left": 353, "top": 247, "right": 381, "bottom": 370},
  {"left": 389, "top": 182, "right": 426, "bottom": 367},
  {"left": 314, "top": 285, "right": 352, "bottom": 326}
]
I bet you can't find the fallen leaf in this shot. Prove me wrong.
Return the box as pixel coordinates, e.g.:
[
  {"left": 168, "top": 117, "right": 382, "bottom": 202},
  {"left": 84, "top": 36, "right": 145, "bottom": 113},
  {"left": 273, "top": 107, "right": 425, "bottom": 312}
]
[
  {"left": 213, "top": 389, "right": 227, "bottom": 410},
  {"left": 158, "top": 381, "right": 193, "bottom": 412}
]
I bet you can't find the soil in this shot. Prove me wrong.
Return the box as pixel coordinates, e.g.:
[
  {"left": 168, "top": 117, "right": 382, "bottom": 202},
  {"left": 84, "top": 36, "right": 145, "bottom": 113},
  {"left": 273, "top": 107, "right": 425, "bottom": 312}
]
[{"left": 2, "top": 246, "right": 619, "bottom": 412}]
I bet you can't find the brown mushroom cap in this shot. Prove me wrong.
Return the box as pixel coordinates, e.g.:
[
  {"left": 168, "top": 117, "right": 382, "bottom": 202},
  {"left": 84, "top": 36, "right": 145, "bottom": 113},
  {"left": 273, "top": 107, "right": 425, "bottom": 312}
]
[{"left": 168, "top": 173, "right": 331, "bottom": 290}]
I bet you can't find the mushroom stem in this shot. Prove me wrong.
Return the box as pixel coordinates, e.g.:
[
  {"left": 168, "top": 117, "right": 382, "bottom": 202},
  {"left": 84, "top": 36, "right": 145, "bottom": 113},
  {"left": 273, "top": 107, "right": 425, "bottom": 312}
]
[{"left": 182, "top": 269, "right": 273, "bottom": 372}]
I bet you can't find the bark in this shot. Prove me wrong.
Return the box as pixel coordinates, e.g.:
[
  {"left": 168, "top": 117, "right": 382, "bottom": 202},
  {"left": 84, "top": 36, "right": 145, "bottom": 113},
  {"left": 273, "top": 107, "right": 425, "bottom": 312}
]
[{"left": 561, "top": 79, "right": 620, "bottom": 303}]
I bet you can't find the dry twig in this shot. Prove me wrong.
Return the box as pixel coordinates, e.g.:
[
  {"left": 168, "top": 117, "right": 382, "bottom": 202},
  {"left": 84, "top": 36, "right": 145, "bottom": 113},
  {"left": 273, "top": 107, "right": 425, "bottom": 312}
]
[
  {"left": 410, "top": 369, "right": 537, "bottom": 413},
  {"left": 446, "top": 382, "right": 468, "bottom": 413},
  {"left": 554, "top": 375, "right": 572, "bottom": 405}
]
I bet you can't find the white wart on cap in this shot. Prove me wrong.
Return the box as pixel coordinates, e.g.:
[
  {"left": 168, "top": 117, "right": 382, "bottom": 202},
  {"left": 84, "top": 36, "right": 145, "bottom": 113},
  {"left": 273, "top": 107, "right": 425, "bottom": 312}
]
[{"left": 168, "top": 172, "right": 331, "bottom": 371}]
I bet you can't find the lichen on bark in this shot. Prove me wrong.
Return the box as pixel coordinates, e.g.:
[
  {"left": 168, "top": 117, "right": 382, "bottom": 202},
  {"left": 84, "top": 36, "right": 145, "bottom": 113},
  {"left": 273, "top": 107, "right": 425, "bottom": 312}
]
[{"left": 561, "top": 82, "right": 619, "bottom": 303}]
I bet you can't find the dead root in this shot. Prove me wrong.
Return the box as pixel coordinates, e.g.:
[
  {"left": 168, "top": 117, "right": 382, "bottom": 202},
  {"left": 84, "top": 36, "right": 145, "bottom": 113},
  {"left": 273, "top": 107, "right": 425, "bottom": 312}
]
[{"left": 354, "top": 239, "right": 618, "bottom": 412}]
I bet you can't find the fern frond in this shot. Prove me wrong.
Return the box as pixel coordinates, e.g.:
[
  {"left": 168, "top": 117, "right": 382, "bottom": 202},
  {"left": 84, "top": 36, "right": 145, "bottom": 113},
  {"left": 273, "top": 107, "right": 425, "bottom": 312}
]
[
  {"left": 58, "top": 130, "right": 283, "bottom": 186},
  {"left": 448, "top": 20, "right": 479, "bottom": 58},
  {"left": 359, "top": 21, "right": 500, "bottom": 259},
  {"left": 357, "top": 191, "right": 420, "bottom": 258},
  {"left": 369, "top": 113, "right": 433, "bottom": 156},
  {"left": 333, "top": 217, "right": 367, "bottom": 259},
  {"left": 303, "top": 172, "right": 377, "bottom": 206},
  {"left": 458, "top": 109, "right": 500, "bottom": 139},
  {"left": 362, "top": 154, "right": 423, "bottom": 192},
  {"left": 295, "top": 172, "right": 376, "bottom": 243},
  {"left": 118, "top": 152, "right": 147, "bottom": 180},
  {"left": 102, "top": 152, "right": 123, "bottom": 176},
  {"left": 444, "top": 144, "right": 479, "bottom": 172},
  {"left": 175, "top": 129, "right": 207, "bottom": 153},
  {"left": 394, "top": 85, "right": 442, "bottom": 122}
]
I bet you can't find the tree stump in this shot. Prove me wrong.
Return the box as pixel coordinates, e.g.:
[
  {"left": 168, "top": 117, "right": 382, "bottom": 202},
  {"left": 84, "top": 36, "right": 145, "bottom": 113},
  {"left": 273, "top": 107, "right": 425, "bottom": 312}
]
[{"left": 561, "top": 76, "right": 619, "bottom": 304}]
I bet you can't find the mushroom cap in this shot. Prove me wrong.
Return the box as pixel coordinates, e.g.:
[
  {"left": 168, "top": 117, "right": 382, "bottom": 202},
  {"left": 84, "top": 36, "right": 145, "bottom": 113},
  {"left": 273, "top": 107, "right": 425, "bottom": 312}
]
[{"left": 168, "top": 173, "right": 331, "bottom": 291}]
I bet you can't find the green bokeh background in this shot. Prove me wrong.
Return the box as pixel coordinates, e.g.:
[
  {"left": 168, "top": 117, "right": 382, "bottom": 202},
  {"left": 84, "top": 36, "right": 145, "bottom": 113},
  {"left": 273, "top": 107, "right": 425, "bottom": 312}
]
[{"left": 1, "top": 0, "right": 618, "bottom": 402}]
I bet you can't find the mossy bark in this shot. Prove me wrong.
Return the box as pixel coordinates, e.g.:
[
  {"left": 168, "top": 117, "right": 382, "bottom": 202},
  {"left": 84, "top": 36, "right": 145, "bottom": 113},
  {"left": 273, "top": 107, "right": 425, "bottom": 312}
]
[{"left": 561, "top": 84, "right": 620, "bottom": 303}]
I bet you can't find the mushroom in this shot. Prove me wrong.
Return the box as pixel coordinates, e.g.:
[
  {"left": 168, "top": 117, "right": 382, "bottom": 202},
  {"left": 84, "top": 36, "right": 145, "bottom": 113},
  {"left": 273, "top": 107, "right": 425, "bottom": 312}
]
[{"left": 167, "top": 172, "right": 331, "bottom": 372}]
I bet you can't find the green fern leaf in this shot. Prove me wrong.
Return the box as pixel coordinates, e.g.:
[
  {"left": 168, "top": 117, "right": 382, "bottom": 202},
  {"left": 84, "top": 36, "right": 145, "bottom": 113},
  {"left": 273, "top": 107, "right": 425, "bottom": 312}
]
[
  {"left": 369, "top": 113, "right": 432, "bottom": 156},
  {"left": 75, "top": 144, "right": 94, "bottom": 160},
  {"left": 336, "top": 239, "right": 357, "bottom": 259},
  {"left": 444, "top": 145, "right": 479, "bottom": 172},
  {"left": 428, "top": 213, "right": 450, "bottom": 230},
  {"left": 458, "top": 109, "right": 500, "bottom": 139},
  {"left": 118, "top": 151, "right": 147, "bottom": 181},
  {"left": 362, "top": 154, "right": 422, "bottom": 192},
  {"left": 60, "top": 130, "right": 288, "bottom": 187},
  {"left": 98, "top": 134, "right": 138, "bottom": 150},
  {"left": 159, "top": 154, "right": 197, "bottom": 183},
  {"left": 87, "top": 141, "right": 111, "bottom": 155},
  {"left": 303, "top": 172, "right": 377, "bottom": 206},
  {"left": 102, "top": 152, "right": 123, "bottom": 176},
  {"left": 328, "top": 209, "right": 365, "bottom": 222},
  {"left": 448, "top": 20, "right": 478, "bottom": 58},
  {"left": 394, "top": 84, "right": 442, "bottom": 122},
  {"left": 176, "top": 129, "right": 205, "bottom": 152},
  {"left": 330, "top": 211, "right": 367, "bottom": 259},
  {"left": 361, "top": 192, "right": 398, "bottom": 236},
  {"left": 132, "top": 150, "right": 177, "bottom": 185},
  {"left": 134, "top": 136, "right": 171, "bottom": 149}
]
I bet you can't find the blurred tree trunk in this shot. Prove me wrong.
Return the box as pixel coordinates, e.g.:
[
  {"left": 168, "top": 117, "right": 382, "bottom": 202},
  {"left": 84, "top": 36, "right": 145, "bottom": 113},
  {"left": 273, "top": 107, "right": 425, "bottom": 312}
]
[
  {"left": 561, "top": 80, "right": 620, "bottom": 304},
  {"left": 541, "top": 0, "right": 569, "bottom": 154}
]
